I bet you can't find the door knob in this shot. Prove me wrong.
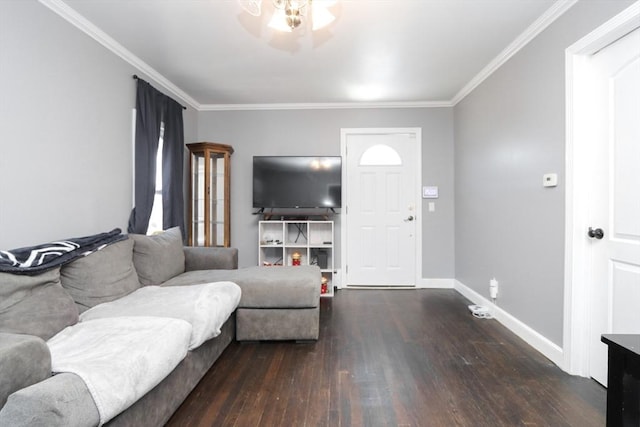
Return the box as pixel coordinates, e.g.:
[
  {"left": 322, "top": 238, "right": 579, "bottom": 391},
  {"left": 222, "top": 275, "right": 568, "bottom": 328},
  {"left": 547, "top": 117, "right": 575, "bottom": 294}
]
[
  {"left": 404, "top": 215, "right": 414, "bottom": 222},
  {"left": 588, "top": 227, "right": 604, "bottom": 240}
]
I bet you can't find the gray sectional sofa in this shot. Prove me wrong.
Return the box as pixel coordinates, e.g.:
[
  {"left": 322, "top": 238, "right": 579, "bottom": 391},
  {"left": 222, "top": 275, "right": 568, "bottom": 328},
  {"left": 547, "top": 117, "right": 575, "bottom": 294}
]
[{"left": 0, "top": 227, "right": 321, "bottom": 427}]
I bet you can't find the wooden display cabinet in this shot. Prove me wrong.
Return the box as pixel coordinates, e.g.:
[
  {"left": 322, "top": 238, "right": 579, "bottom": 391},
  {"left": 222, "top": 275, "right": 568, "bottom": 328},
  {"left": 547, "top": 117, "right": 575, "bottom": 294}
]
[{"left": 187, "top": 142, "right": 233, "bottom": 247}]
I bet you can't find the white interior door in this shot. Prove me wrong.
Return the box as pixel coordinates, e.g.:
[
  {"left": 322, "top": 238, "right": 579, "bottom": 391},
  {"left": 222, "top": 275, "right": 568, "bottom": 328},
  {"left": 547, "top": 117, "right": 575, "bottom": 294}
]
[
  {"left": 343, "top": 131, "right": 418, "bottom": 287},
  {"left": 587, "top": 27, "right": 640, "bottom": 386}
]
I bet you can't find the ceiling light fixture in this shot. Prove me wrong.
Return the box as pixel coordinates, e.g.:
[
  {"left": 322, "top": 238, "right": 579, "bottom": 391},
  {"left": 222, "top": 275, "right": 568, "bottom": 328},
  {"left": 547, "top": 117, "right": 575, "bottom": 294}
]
[{"left": 239, "top": 0, "right": 337, "bottom": 32}]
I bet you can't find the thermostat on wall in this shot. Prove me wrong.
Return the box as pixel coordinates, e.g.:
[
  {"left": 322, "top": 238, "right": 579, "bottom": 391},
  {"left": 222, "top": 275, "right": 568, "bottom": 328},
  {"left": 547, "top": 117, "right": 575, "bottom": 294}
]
[
  {"left": 543, "top": 173, "right": 558, "bottom": 188},
  {"left": 422, "top": 186, "right": 439, "bottom": 199}
]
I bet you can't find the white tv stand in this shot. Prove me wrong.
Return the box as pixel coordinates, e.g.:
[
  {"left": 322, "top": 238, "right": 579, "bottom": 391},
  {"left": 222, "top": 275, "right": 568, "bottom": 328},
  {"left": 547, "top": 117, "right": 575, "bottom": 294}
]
[{"left": 258, "top": 220, "right": 334, "bottom": 297}]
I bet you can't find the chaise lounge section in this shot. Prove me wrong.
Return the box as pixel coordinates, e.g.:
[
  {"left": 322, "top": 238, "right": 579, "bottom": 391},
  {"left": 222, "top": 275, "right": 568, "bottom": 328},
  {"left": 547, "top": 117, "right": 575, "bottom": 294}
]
[{"left": 163, "top": 265, "right": 320, "bottom": 341}]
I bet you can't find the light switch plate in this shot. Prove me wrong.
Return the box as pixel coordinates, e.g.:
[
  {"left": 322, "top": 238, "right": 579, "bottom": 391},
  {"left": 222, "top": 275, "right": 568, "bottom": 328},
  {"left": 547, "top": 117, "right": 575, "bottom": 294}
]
[
  {"left": 543, "top": 173, "right": 558, "bottom": 187},
  {"left": 423, "top": 186, "right": 439, "bottom": 198}
]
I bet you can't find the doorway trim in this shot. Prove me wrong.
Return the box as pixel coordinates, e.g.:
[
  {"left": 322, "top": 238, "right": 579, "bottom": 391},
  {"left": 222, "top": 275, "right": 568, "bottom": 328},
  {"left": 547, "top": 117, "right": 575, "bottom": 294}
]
[
  {"left": 340, "top": 128, "right": 423, "bottom": 289},
  {"left": 563, "top": 3, "right": 640, "bottom": 376}
]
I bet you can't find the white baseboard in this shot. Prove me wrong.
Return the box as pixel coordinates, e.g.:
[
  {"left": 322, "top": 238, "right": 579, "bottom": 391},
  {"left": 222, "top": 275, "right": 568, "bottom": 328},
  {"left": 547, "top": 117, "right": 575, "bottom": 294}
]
[
  {"left": 418, "top": 278, "right": 455, "bottom": 288},
  {"left": 454, "top": 280, "right": 564, "bottom": 368},
  {"left": 337, "top": 277, "right": 454, "bottom": 289}
]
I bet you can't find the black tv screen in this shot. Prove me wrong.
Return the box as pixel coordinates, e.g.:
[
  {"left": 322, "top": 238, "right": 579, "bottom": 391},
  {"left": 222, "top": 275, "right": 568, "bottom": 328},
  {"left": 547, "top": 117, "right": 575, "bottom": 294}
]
[{"left": 253, "top": 156, "right": 342, "bottom": 209}]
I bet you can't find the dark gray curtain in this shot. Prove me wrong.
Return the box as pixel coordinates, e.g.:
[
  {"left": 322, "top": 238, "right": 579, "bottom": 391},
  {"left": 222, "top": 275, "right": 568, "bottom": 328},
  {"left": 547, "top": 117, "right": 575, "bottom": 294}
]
[
  {"left": 128, "top": 78, "right": 184, "bottom": 237},
  {"left": 128, "top": 80, "right": 162, "bottom": 234},
  {"left": 162, "top": 98, "right": 185, "bottom": 236}
]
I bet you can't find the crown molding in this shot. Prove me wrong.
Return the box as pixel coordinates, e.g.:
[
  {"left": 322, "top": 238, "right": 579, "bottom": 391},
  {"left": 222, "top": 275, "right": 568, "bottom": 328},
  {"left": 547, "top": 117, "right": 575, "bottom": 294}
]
[
  {"left": 567, "top": 1, "right": 640, "bottom": 55},
  {"left": 199, "top": 100, "right": 454, "bottom": 111},
  {"left": 38, "top": 0, "right": 202, "bottom": 110},
  {"left": 450, "top": 0, "right": 579, "bottom": 106},
  {"left": 39, "top": 0, "right": 576, "bottom": 112}
]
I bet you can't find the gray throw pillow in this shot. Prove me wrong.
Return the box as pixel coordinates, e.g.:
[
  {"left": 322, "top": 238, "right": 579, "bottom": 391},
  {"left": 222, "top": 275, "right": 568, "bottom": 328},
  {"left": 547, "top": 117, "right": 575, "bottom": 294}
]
[
  {"left": 60, "top": 238, "right": 140, "bottom": 312},
  {"left": 0, "top": 268, "right": 78, "bottom": 340},
  {"left": 129, "top": 227, "right": 185, "bottom": 286}
]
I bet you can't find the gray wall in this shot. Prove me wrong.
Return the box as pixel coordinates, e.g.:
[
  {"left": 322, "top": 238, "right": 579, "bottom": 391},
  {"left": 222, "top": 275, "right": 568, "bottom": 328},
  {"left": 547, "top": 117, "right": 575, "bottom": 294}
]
[
  {"left": 0, "top": 1, "right": 198, "bottom": 249},
  {"left": 198, "top": 108, "right": 455, "bottom": 275},
  {"left": 453, "top": 0, "right": 635, "bottom": 346}
]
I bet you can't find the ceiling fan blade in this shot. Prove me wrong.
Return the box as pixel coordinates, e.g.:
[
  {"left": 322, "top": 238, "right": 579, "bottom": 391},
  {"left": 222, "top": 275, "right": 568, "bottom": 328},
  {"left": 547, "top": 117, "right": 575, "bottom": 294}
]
[{"left": 239, "top": 0, "right": 262, "bottom": 17}]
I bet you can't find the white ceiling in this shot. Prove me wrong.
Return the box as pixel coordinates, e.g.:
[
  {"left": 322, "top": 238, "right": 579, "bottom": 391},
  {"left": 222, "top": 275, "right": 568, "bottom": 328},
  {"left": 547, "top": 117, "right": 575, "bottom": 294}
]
[{"left": 49, "top": 0, "right": 568, "bottom": 109}]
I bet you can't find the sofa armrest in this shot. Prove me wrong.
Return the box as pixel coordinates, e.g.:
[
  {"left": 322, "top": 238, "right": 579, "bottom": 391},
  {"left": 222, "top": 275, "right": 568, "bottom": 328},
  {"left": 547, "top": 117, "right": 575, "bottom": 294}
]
[
  {"left": 183, "top": 247, "right": 238, "bottom": 272},
  {"left": 0, "top": 333, "right": 51, "bottom": 408},
  {"left": 0, "top": 373, "right": 99, "bottom": 427}
]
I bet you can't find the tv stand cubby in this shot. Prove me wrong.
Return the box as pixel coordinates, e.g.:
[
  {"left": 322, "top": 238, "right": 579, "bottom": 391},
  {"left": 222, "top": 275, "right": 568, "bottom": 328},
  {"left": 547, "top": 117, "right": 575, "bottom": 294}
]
[{"left": 258, "top": 220, "right": 334, "bottom": 297}]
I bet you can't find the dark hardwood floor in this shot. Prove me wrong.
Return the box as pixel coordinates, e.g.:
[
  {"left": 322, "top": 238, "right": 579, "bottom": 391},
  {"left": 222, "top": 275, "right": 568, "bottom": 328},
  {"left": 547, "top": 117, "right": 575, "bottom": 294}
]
[{"left": 166, "top": 289, "right": 606, "bottom": 426}]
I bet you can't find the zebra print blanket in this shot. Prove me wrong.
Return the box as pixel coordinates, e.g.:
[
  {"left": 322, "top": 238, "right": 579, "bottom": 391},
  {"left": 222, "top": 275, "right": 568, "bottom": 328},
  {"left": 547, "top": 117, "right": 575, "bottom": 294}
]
[{"left": 0, "top": 228, "right": 126, "bottom": 275}]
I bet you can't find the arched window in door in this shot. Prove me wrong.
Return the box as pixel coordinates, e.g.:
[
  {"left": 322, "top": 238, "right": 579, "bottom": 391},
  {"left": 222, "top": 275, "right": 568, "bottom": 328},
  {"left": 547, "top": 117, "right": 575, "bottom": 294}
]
[{"left": 359, "top": 144, "right": 402, "bottom": 166}]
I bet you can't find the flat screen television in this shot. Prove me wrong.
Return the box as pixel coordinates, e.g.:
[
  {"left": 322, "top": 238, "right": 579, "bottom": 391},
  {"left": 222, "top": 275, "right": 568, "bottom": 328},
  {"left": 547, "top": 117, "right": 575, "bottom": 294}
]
[{"left": 253, "top": 156, "right": 342, "bottom": 209}]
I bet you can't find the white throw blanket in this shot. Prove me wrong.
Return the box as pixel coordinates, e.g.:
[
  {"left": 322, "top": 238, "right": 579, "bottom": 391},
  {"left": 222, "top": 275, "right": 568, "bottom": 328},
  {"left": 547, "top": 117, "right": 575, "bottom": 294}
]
[
  {"left": 80, "top": 281, "right": 241, "bottom": 350},
  {"left": 48, "top": 317, "right": 192, "bottom": 426}
]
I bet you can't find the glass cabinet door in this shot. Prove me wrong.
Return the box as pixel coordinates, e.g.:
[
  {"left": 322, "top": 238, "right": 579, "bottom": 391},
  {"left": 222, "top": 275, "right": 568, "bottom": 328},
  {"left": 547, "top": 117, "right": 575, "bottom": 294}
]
[
  {"left": 191, "top": 151, "right": 206, "bottom": 246},
  {"left": 209, "top": 153, "right": 226, "bottom": 246},
  {"left": 187, "top": 142, "right": 233, "bottom": 247}
]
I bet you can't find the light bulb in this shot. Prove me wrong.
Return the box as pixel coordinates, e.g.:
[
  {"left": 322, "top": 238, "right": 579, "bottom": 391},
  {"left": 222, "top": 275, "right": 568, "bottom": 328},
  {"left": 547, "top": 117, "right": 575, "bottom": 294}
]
[{"left": 268, "top": 7, "right": 293, "bottom": 32}]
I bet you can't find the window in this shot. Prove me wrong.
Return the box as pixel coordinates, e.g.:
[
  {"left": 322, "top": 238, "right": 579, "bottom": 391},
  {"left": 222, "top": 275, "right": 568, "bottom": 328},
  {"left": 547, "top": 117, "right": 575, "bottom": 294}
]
[
  {"left": 146, "top": 124, "right": 165, "bottom": 235},
  {"left": 359, "top": 144, "right": 402, "bottom": 166}
]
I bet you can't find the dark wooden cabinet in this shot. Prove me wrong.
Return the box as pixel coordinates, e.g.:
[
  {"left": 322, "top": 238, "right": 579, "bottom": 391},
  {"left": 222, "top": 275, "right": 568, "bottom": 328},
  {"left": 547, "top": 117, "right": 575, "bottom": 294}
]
[{"left": 187, "top": 142, "right": 233, "bottom": 247}]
